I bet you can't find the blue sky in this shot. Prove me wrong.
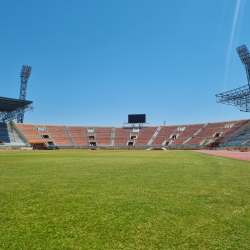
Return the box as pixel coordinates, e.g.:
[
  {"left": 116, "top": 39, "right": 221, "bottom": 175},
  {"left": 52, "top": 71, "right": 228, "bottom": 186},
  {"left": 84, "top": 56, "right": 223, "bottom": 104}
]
[{"left": 0, "top": 0, "right": 249, "bottom": 126}]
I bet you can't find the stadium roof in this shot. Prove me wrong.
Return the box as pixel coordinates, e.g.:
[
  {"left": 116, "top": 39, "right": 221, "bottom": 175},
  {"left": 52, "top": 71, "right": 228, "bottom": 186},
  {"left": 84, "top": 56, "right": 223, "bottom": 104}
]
[{"left": 0, "top": 96, "right": 33, "bottom": 112}]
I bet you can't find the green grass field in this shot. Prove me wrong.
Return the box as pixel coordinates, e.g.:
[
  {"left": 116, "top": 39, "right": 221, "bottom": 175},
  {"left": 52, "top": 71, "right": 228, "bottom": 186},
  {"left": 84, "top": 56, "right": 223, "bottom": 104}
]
[{"left": 0, "top": 150, "right": 250, "bottom": 249}]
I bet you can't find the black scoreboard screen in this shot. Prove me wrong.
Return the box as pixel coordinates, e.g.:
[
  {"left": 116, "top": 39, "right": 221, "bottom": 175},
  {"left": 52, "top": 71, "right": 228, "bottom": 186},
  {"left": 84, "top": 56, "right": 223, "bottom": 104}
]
[{"left": 128, "top": 114, "right": 146, "bottom": 123}]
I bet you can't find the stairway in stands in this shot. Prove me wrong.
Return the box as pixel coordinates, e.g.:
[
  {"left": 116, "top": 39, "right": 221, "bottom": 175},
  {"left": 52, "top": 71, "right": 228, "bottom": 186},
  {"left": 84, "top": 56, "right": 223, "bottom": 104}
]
[
  {"left": 133, "top": 128, "right": 141, "bottom": 146},
  {"left": 147, "top": 127, "right": 161, "bottom": 145},
  {"left": 0, "top": 122, "right": 27, "bottom": 145},
  {"left": 184, "top": 123, "right": 208, "bottom": 145},
  {"left": 111, "top": 127, "right": 115, "bottom": 146},
  {"left": 65, "top": 126, "right": 75, "bottom": 145},
  {"left": 44, "top": 126, "right": 57, "bottom": 145}
]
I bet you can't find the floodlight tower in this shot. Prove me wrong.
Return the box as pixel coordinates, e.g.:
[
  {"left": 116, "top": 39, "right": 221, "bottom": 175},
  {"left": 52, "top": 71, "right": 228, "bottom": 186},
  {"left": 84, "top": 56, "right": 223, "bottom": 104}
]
[
  {"left": 17, "top": 65, "right": 32, "bottom": 123},
  {"left": 216, "top": 45, "right": 250, "bottom": 112}
]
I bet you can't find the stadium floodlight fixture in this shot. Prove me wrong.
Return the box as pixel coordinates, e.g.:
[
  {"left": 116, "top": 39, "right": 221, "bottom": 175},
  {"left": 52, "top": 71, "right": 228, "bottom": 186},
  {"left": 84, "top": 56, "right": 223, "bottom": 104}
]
[
  {"left": 236, "top": 45, "right": 250, "bottom": 65},
  {"left": 236, "top": 45, "right": 250, "bottom": 86},
  {"left": 20, "top": 65, "right": 32, "bottom": 78},
  {"left": 216, "top": 44, "right": 250, "bottom": 112}
]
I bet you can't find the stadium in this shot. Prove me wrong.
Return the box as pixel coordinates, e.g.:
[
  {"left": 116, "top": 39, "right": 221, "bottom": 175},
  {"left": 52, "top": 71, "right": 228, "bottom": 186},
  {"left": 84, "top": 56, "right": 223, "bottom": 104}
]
[
  {"left": 1, "top": 44, "right": 250, "bottom": 151},
  {"left": 1, "top": 2, "right": 250, "bottom": 249},
  {"left": 1, "top": 118, "right": 250, "bottom": 150}
]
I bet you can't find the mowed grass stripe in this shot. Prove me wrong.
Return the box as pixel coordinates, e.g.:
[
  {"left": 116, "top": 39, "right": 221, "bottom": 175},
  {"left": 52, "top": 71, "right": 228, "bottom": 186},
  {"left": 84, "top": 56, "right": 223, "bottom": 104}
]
[{"left": 0, "top": 150, "right": 250, "bottom": 249}]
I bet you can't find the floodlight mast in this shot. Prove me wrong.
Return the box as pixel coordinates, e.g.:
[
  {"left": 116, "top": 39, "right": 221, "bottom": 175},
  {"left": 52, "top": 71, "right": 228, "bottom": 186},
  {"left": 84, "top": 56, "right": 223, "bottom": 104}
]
[
  {"left": 216, "top": 45, "right": 250, "bottom": 112},
  {"left": 17, "top": 65, "right": 32, "bottom": 123}
]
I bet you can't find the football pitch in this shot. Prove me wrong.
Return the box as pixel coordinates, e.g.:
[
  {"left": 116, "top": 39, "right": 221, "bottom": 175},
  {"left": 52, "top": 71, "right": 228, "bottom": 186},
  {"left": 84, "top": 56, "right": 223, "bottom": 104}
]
[{"left": 0, "top": 150, "right": 250, "bottom": 249}]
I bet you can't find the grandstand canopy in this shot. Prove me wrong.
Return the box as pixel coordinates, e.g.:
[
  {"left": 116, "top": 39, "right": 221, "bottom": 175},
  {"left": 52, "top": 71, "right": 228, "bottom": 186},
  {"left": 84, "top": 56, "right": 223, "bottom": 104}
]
[{"left": 0, "top": 96, "right": 33, "bottom": 112}]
